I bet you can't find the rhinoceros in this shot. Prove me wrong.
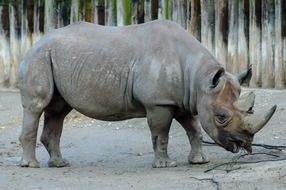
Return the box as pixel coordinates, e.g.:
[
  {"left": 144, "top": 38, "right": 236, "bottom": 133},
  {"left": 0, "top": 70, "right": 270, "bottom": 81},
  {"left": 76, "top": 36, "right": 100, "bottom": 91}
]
[{"left": 18, "top": 20, "right": 276, "bottom": 168}]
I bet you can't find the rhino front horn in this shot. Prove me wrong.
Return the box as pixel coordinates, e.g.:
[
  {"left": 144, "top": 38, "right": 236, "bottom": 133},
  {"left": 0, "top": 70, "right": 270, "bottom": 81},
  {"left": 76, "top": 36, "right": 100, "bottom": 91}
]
[{"left": 244, "top": 105, "right": 277, "bottom": 134}]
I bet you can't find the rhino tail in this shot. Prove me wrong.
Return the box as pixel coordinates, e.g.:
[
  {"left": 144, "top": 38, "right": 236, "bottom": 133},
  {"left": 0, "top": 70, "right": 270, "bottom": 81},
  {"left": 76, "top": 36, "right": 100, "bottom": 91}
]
[{"left": 18, "top": 49, "right": 55, "bottom": 113}]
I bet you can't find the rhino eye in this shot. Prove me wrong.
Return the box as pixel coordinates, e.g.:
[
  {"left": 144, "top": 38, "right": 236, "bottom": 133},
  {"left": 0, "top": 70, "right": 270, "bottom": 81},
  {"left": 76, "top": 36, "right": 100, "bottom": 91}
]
[{"left": 215, "top": 113, "right": 229, "bottom": 126}]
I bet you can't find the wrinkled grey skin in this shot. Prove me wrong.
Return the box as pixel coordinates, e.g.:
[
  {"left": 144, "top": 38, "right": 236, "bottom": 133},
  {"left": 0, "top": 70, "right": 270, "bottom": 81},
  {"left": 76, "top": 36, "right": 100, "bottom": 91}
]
[{"left": 18, "top": 20, "right": 271, "bottom": 168}]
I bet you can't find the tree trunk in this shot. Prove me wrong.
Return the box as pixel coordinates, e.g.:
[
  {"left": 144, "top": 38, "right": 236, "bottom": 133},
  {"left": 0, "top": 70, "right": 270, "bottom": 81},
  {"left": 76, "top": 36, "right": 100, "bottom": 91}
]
[
  {"left": 172, "top": 0, "right": 187, "bottom": 29},
  {"left": 274, "top": 0, "right": 284, "bottom": 88},
  {"left": 227, "top": 0, "right": 238, "bottom": 74},
  {"left": 122, "top": 0, "right": 132, "bottom": 25},
  {"left": 97, "top": 0, "right": 105, "bottom": 25},
  {"left": 261, "top": 0, "right": 274, "bottom": 88},
  {"left": 85, "top": 0, "right": 93, "bottom": 22},
  {"left": 215, "top": 0, "right": 228, "bottom": 67},
  {"left": 144, "top": 0, "right": 151, "bottom": 22},
  {"left": 137, "top": 0, "right": 144, "bottom": 23},
  {"left": 187, "top": 0, "right": 200, "bottom": 41},
  {"left": 249, "top": 0, "right": 262, "bottom": 87},
  {"left": 151, "top": 0, "right": 158, "bottom": 20},
  {"left": 237, "top": 0, "right": 249, "bottom": 77}
]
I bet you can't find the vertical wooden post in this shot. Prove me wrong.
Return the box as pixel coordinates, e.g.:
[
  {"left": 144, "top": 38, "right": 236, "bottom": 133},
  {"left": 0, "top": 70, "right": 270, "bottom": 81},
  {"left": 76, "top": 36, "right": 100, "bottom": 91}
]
[
  {"left": 32, "top": 0, "right": 44, "bottom": 47},
  {"left": 122, "top": 0, "right": 132, "bottom": 25},
  {"left": 132, "top": 0, "right": 138, "bottom": 24},
  {"left": 151, "top": 0, "right": 158, "bottom": 20},
  {"left": 44, "top": 0, "right": 55, "bottom": 32},
  {"left": 201, "top": 0, "right": 208, "bottom": 48},
  {"left": 215, "top": 0, "right": 228, "bottom": 67},
  {"left": 85, "top": 0, "right": 93, "bottom": 22},
  {"left": 117, "top": 0, "right": 123, "bottom": 25},
  {"left": 56, "top": 3, "right": 63, "bottom": 28},
  {"left": 274, "top": 0, "right": 284, "bottom": 88},
  {"left": 187, "top": 0, "right": 201, "bottom": 41},
  {"left": 237, "top": 0, "right": 249, "bottom": 76},
  {"left": 97, "top": 0, "right": 105, "bottom": 25},
  {"left": 249, "top": 0, "right": 262, "bottom": 87},
  {"left": 164, "top": 0, "right": 169, "bottom": 19},
  {"left": 33, "top": 0, "right": 40, "bottom": 34},
  {"left": 105, "top": 0, "right": 117, "bottom": 26},
  {"left": 282, "top": 0, "right": 286, "bottom": 86},
  {"left": 38, "top": 0, "right": 45, "bottom": 33},
  {"left": 207, "top": 0, "right": 215, "bottom": 54},
  {"left": 261, "top": 0, "right": 274, "bottom": 88},
  {"left": 0, "top": 2, "right": 10, "bottom": 87},
  {"left": 21, "top": 0, "right": 35, "bottom": 62},
  {"left": 137, "top": 0, "right": 144, "bottom": 23},
  {"left": 55, "top": 0, "right": 71, "bottom": 27},
  {"left": 172, "top": 0, "right": 187, "bottom": 29},
  {"left": 201, "top": 0, "right": 215, "bottom": 54},
  {"left": 71, "top": 0, "right": 79, "bottom": 23},
  {"left": 9, "top": 3, "right": 20, "bottom": 87},
  {"left": 158, "top": 0, "right": 162, "bottom": 19},
  {"left": 144, "top": 0, "right": 151, "bottom": 22},
  {"left": 27, "top": 0, "right": 34, "bottom": 37},
  {"left": 227, "top": 0, "right": 238, "bottom": 74}
]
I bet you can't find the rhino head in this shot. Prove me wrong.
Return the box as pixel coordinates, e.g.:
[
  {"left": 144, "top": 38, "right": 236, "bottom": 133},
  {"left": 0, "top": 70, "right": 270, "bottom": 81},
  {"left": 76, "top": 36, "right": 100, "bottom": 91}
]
[{"left": 196, "top": 66, "right": 276, "bottom": 153}]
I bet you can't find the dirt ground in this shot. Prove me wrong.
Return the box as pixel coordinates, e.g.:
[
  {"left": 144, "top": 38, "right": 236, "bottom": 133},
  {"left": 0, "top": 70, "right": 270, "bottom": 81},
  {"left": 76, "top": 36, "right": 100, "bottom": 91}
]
[{"left": 0, "top": 88, "right": 285, "bottom": 190}]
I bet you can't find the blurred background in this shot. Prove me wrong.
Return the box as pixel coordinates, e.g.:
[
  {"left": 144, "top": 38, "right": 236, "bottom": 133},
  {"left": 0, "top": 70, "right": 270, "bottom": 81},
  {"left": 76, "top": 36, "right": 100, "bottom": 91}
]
[{"left": 0, "top": 0, "right": 285, "bottom": 89}]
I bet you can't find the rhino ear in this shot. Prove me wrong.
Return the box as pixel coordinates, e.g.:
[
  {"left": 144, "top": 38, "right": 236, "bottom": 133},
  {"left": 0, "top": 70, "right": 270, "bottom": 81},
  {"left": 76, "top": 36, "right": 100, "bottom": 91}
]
[
  {"left": 210, "top": 68, "right": 225, "bottom": 88},
  {"left": 237, "top": 65, "right": 252, "bottom": 86}
]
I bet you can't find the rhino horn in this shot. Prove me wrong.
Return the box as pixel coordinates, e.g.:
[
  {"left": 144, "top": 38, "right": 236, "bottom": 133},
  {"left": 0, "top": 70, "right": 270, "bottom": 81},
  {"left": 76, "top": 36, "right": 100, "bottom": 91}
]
[
  {"left": 243, "top": 105, "right": 277, "bottom": 134},
  {"left": 234, "top": 91, "right": 255, "bottom": 113}
]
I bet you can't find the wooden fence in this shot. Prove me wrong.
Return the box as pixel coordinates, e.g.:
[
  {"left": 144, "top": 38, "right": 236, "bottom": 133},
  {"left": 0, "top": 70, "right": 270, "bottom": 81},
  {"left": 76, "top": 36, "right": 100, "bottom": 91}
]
[{"left": 0, "top": 0, "right": 285, "bottom": 88}]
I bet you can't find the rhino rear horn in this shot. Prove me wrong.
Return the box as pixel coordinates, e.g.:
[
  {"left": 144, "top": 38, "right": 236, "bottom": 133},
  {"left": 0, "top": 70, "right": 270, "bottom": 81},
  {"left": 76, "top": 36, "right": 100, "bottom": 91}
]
[
  {"left": 243, "top": 105, "right": 277, "bottom": 134},
  {"left": 234, "top": 91, "right": 255, "bottom": 113},
  {"left": 237, "top": 65, "right": 252, "bottom": 86}
]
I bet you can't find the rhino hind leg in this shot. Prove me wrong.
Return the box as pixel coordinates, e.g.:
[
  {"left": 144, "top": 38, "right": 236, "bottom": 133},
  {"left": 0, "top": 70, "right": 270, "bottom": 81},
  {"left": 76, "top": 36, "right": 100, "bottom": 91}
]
[
  {"left": 41, "top": 90, "right": 72, "bottom": 167},
  {"left": 147, "top": 106, "right": 177, "bottom": 168},
  {"left": 19, "top": 109, "right": 42, "bottom": 168},
  {"left": 176, "top": 115, "right": 209, "bottom": 164}
]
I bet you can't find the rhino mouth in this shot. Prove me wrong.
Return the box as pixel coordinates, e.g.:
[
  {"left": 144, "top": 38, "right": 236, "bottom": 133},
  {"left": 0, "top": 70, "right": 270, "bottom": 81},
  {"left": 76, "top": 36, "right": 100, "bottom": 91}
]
[
  {"left": 229, "top": 139, "right": 252, "bottom": 154},
  {"left": 223, "top": 140, "right": 242, "bottom": 153},
  {"left": 217, "top": 130, "right": 253, "bottom": 154},
  {"left": 230, "top": 141, "right": 241, "bottom": 153}
]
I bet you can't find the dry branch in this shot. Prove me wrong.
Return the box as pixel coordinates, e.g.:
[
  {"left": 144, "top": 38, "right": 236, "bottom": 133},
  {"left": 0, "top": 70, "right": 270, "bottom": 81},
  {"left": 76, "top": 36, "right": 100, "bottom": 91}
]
[
  {"left": 202, "top": 140, "right": 286, "bottom": 150},
  {"left": 204, "top": 154, "right": 286, "bottom": 173}
]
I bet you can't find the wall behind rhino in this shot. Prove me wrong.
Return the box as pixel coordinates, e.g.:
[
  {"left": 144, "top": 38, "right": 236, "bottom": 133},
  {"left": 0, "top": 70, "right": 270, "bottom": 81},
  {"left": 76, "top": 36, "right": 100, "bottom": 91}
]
[{"left": 0, "top": 0, "right": 285, "bottom": 88}]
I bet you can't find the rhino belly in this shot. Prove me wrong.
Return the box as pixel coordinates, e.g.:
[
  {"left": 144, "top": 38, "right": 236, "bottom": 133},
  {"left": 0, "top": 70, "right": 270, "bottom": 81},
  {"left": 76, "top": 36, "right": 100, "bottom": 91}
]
[
  {"left": 56, "top": 82, "right": 145, "bottom": 120},
  {"left": 52, "top": 61, "right": 145, "bottom": 121}
]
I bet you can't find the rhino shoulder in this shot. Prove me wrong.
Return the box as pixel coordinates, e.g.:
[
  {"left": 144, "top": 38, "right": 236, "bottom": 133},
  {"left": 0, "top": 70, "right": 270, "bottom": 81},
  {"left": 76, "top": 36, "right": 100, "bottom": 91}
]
[{"left": 147, "top": 19, "right": 184, "bottom": 34}]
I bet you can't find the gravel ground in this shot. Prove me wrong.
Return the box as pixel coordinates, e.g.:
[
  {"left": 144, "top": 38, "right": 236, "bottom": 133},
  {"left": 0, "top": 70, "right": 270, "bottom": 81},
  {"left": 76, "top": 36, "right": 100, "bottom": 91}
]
[{"left": 0, "top": 88, "right": 285, "bottom": 190}]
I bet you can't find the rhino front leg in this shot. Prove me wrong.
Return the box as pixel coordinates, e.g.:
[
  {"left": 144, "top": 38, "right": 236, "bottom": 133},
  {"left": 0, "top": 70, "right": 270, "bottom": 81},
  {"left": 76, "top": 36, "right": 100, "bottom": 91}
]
[
  {"left": 176, "top": 115, "right": 209, "bottom": 164},
  {"left": 19, "top": 109, "right": 42, "bottom": 168},
  {"left": 147, "top": 106, "right": 177, "bottom": 168}
]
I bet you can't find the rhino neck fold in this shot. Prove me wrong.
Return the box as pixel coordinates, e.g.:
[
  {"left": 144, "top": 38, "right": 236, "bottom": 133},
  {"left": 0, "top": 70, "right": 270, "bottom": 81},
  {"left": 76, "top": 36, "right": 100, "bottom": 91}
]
[{"left": 182, "top": 56, "right": 199, "bottom": 115}]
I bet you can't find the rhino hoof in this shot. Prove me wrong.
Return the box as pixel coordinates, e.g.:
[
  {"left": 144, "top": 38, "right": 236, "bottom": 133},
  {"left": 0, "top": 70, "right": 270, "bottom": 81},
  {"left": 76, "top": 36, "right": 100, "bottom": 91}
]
[
  {"left": 152, "top": 158, "right": 177, "bottom": 168},
  {"left": 48, "top": 158, "right": 70, "bottom": 168},
  {"left": 189, "top": 153, "right": 209, "bottom": 164},
  {"left": 20, "top": 159, "right": 40, "bottom": 168}
]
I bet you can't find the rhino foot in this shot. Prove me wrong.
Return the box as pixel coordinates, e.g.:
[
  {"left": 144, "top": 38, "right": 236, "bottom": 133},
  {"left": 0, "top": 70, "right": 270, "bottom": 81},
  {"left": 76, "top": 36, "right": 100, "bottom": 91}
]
[
  {"left": 189, "top": 153, "right": 209, "bottom": 164},
  {"left": 48, "top": 158, "right": 70, "bottom": 168},
  {"left": 152, "top": 158, "right": 177, "bottom": 168},
  {"left": 20, "top": 159, "right": 40, "bottom": 168}
]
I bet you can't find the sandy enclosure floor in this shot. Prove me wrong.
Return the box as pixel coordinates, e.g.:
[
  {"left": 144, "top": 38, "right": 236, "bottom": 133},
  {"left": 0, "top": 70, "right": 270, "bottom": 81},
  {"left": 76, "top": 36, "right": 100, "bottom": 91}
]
[{"left": 0, "top": 88, "right": 285, "bottom": 190}]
